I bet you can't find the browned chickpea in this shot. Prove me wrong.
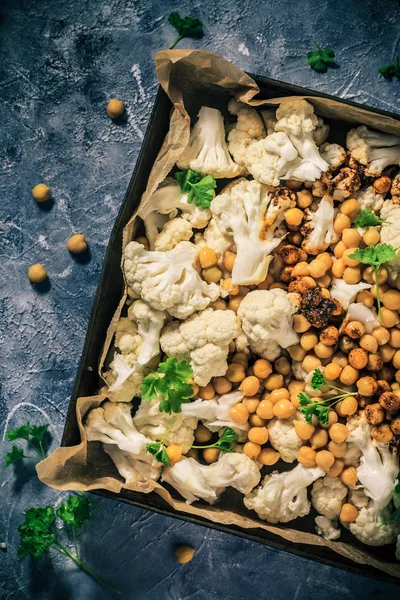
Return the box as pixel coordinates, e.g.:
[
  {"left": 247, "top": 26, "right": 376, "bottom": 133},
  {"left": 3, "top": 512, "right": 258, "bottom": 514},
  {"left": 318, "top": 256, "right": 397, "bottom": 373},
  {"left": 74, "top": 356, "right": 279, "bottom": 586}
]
[
  {"left": 390, "top": 329, "right": 400, "bottom": 349},
  {"left": 356, "top": 376, "right": 378, "bottom": 396},
  {"left": 302, "top": 355, "right": 322, "bottom": 373},
  {"left": 341, "top": 198, "right": 360, "bottom": 218},
  {"left": 319, "top": 326, "right": 339, "bottom": 347},
  {"left": 292, "top": 262, "right": 310, "bottom": 277},
  {"left": 334, "top": 213, "right": 352, "bottom": 235},
  {"left": 371, "top": 423, "right": 394, "bottom": 443},
  {"left": 296, "top": 189, "right": 312, "bottom": 208},
  {"left": 288, "top": 344, "right": 307, "bottom": 362},
  {"left": 348, "top": 348, "right": 368, "bottom": 370},
  {"left": 320, "top": 410, "right": 339, "bottom": 430},
  {"left": 279, "top": 244, "right": 300, "bottom": 265},
  {"left": 334, "top": 240, "right": 347, "bottom": 259},
  {"left": 382, "top": 289, "right": 400, "bottom": 311},
  {"left": 376, "top": 379, "right": 391, "bottom": 395},
  {"left": 300, "top": 331, "right": 319, "bottom": 351},
  {"left": 364, "top": 403, "right": 385, "bottom": 425},
  {"left": 332, "top": 354, "right": 349, "bottom": 368},
  {"left": 357, "top": 290, "right": 374, "bottom": 307},
  {"left": 344, "top": 321, "right": 365, "bottom": 339},
  {"left": 373, "top": 176, "right": 391, "bottom": 194},
  {"left": 308, "top": 260, "right": 327, "bottom": 279},
  {"left": 394, "top": 350, "right": 400, "bottom": 370},
  {"left": 175, "top": 545, "right": 195, "bottom": 564},
  {"left": 390, "top": 417, "right": 400, "bottom": 435},
  {"left": 367, "top": 353, "right": 383, "bottom": 372},
  {"left": 379, "top": 391, "right": 400, "bottom": 411},
  {"left": 381, "top": 308, "right": 399, "bottom": 328}
]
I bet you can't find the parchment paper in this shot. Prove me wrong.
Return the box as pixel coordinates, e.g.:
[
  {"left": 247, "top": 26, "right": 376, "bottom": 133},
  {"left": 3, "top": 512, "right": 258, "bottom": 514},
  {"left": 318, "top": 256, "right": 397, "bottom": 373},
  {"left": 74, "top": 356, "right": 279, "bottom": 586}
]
[{"left": 37, "top": 49, "right": 400, "bottom": 579}]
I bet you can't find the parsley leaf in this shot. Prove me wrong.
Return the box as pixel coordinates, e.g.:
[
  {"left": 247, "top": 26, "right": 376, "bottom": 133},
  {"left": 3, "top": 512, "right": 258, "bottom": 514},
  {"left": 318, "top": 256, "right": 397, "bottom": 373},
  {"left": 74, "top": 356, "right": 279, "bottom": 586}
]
[
  {"left": 298, "top": 393, "right": 330, "bottom": 425},
  {"left": 4, "top": 445, "right": 26, "bottom": 468},
  {"left": 146, "top": 442, "right": 171, "bottom": 466},
  {"left": 4, "top": 421, "right": 49, "bottom": 467},
  {"left": 379, "top": 57, "right": 400, "bottom": 80},
  {"left": 175, "top": 169, "right": 217, "bottom": 209},
  {"left": 192, "top": 427, "right": 237, "bottom": 453},
  {"left": 168, "top": 12, "right": 204, "bottom": 50},
  {"left": 307, "top": 42, "right": 336, "bottom": 73},
  {"left": 56, "top": 495, "right": 91, "bottom": 530},
  {"left": 141, "top": 358, "right": 194, "bottom": 414},
  {"left": 311, "top": 368, "right": 326, "bottom": 390},
  {"left": 353, "top": 208, "right": 391, "bottom": 228}
]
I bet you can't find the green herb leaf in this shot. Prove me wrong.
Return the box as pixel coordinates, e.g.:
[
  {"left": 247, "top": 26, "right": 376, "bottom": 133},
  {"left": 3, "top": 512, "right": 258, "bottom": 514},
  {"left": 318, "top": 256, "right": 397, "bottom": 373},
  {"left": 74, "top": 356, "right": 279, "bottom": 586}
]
[
  {"left": 141, "top": 358, "right": 194, "bottom": 414},
  {"left": 311, "top": 368, "right": 326, "bottom": 390},
  {"left": 17, "top": 506, "right": 56, "bottom": 559},
  {"left": 28, "top": 424, "right": 49, "bottom": 444},
  {"left": 379, "top": 57, "right": 400, "bottom": 80},
  {"left": 212, "top": 427, "right": 236, "bottom": 452},
  {"left": 175, "top": 168, "right": 200, "bottom": 191},
  {"left": 56, "top": 495, "right": 91, "bottom": 530},
  {"left": 4, "top": 445, "right": 25, "bottom": 467},
  {"left": 175, "top": 169, "right": 217, "bottom": 209},
  {"left": 146, "top": 442, "right": 171, "bottom": 466},
  {"left": 298, "top": 392, "right": 331, "bottom": 425},
  {"left": 313, "top": 403, "right": 330, "bottom": 425},
  {"left": 168, "top": 12, "right": 204, "bottom": 50},
  {"left": 307, "top": 42, "right": 336, "bottom": 73},
  {"left": 353, "top": 208, "right": 391, "bottom": 228},
  {"left": 140, "top": 373, "right": 163, "bottom": 401},
  {"left": 6, "top": 423, "right": 32, "bottom": 442}
]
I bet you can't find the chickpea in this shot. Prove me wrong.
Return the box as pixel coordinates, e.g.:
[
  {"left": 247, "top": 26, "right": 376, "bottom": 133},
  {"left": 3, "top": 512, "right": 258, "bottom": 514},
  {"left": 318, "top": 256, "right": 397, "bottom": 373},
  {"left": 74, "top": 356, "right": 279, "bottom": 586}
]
[
  {"left": 296, "top": 189, "right": 312, "bottom": 208},
  {"left": 274, "top": 357, "right": 291, "bottom": 376},
  {"left": 249, "top": 414, "right": 266, "bottom": 427},
  {"left": 342, "top": 248, "right": 360, "bottom": 268},
  {"left": 359, "top": 334, "right": 378, "bottom": 354},
  {"left": 288, "top": 380, "right": 306, "bottom": 395},
  {"left": 264, "top": 373, "right": 284, "bottom": 391},
  {"left": 243, "top": 441, "right": 261, "bottom": 459},
  {"left": 285, "top": 180, "right": 303, "bottom": 191},
  {"left": 240, "top": 376, "right": 260, "bottom": 397},
  {"left": 107, "top": 98, "right": 125, "bottom": 118},
  {"left": 365, "top": 403, "right": 384, "bottom": 425},
  {"left": 382, "top": 289, "right": 400, "bottom": 311},
  {"left": 340, "top": 365, "right": 359, "bottom": 386},
  {"left": 288, "top": 344, "right": 307, "bottom": 362},
  {"left": 213, "top": 377, "right": 232, "bottom": 395},
  {"left": 203, "top": 448, "right": 220, "bottom": 464},
  {"left": 334, "top": 241, "right": 347, "bottom": 259},
  {"left": 314, "top": 343, "right": 334, "bottom": 359},
  {"left": 270, "top": 388, "right": 290, "bottom": 403},
  {"left": 372, "top": 266, "right": 389, "bottom": 285},
  {"left": 231, "top": 353, "right": 248, "bottom": 369},
  {"left": 342, "top": 228, "right": 361, "bottom": 248},
  {"left": 381, "top": 308, "right": 400, "bottom": 328},
  {"left": 32, "top": 183, "right": 51, "bottom": 203},
  {"left": 344, "top": 321, "right": 365, "bottom": 339},
  {"left": 332, "top": 354, "right": 349, "bottom": 368},
  {"left": 310, "top": 428, "right": 328, "bottom": 449},
  {"left": 348, "top": 348, "right": 368, "bottom": 370},
  {"left": 390, "top": 417, "right": 400, "bottom": 435},
  {"left": 175, "top": 545, "right": 195, "bottom": 564},
  {"left": 331, "top": 259, "right": 346, "bottom": 279},
  {"left": 243, "top": 397, "right": 260, "bottom": 414},
  {"left": 228, "top": 341, "right": 236, "bottom": 353},
  {"left": 198, "top": 247, "right": 218, "bottom": 269},
  {"left": 324, "top": 363, "right": 342, "bottom": 381},
  {"left": 194, "top": 424, "right": 213, "bottom": 443},
  {"left": 270, "top": 282, "right": 287, "bottom": 291},
  {"left": 363, "top": 227, "right": 380, "bottom": 247},
  {"left": 302, "top": 355, "right": 322, "bottom": 373},
  {"left": 297, "top": 446, "right": 317, "bottom": 467},
  {"left": 315, "top": 450, "right": 335, "bottom": 472},
  {"left": 341, "top": 466, "right": 358, "bottom": 487},
  {"left": 294, "top": 419, "right": 315, "bottom": 440},
  {"left": 362, "top": 266, "right": 375, "bottom": 284},
  {"left": 66, "top": 233, "right": 88, "bottom": 254},
  {"left": 340, "top": 504, "right": 359, "bottom": 523},
  {"left": 329, "top": 423, "right": 349, "bottom": 443},
  {"left": 28, "top": 263, "right": 48, "bottom": 283},
  {"left": 135, "top": 236, "right": 149, "bottom": 249},
  {"left": 334, "top": 213, "right": 352, "bottom": 235},
  {"left": 293, "top": 315, "right": 312, "bottom": 334},
  {"left": 318, "top": 278, "right": 332, "bottom": 292},
  {"left": 340, "top": 396, "right": 358, "bottom": 416},
  {"left": 328, "top": 440, "right": 347, "bottom": 458},
  {"left": 223, "top": 251, "right": 236, "bottom": 271},
  {"left": 379, "top": 391, "right": 400, "bottom": 411},
  {"left": 273, "top": 399, "right": 296, "bottom": 419},
  {"left": 340, "top": 198, "right": 360, "bottom": 218},
  {"left": 229, "top": 403, "right": 249, "bottom": 424},
  {"left": 343, "top": 266, "right": 362, "bottom": 285},
  {"left": 166, "top": 444, "right": 183, "bottom": 463},
  {"left": 211, "top": 299, "right": 227, "bottom": 311},
  {"left": 319, "top": 411, "right": 339, "bottom": 431},
  {"left": 327, "top": 458, "right": 345, "bottom": 478},
  {"left": 285, "top": 207, "right": 303, "bottom": 226},
  {"left": 394, "top": 350, "right": 400, "bottom": 370},
  {"left": 380, "top": 344, "right": 396, "bottom": 363},
  {"left": 253, "top": 359, "right": 272, "bottom": 379},
  {"left": 373, "top": 176, "right": 391, "bottom": 194},
  {"left": 228, "top": 295, "right": 244, "bottom": 313},
  {"left": 390, "top": 330, "right": 400, "bottom": 350},
  {"left": 300, "top": 331, "right": 319, "bottom": 351},
  {"left": 308, "top": 260, "right": 327, "bottom": 279},
  {"left": 221, "top": 277, "right": 240, "bottom": 296},
  {"left": 226, "top": 363, "right": 246, "bottom": 382},
  {"left": 371, "top": 423, "right": 394, "bottom": 443},
  {"left": 367, "top": 353, "right": 383, "bottom": 372},
  {"left": 288, "top": 232, "right": 303, "bottom": 246},
  {"left": 202, "top": 266, "right": 222, "bottom": 284},
  {"left": 357, "top": 290, "right": 374, "bottom": 308},
  {"left": 248, "top": 426, "right": 269, "bottom": 445},
  {"left": 258, "top": 448, "right": 280, "bottom": 466},
  {"left": 190, "top": 383, "right": 199, "bottom": 398},
  {"left": 356, "top": 376, "right": 378, "bottom": 397},
  {"left": 256, "top": 399, "right": 274, "bottom": 420},
  {"left": 292, "top": 262, "right": 310, "bottom": 277},
  {"left": 377, "top": 379, "right": 391, "bottom": 395},
  {"left": 199, "top": 383, "right": 215, "bottom": 400}
]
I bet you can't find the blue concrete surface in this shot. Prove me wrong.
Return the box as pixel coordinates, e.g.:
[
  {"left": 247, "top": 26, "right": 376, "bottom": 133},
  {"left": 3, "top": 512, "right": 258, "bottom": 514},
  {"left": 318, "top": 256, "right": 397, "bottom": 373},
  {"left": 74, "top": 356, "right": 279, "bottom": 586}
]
[{"left": 1, "top": 0, "right": 399, "bottom": 598}]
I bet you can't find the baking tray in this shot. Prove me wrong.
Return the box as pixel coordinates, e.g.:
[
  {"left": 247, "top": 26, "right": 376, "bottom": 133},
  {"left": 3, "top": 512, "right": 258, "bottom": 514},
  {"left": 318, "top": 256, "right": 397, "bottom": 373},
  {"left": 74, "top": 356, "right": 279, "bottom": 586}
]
[{"left": 61, "top": 73, "right": 400, "bottom": 585}]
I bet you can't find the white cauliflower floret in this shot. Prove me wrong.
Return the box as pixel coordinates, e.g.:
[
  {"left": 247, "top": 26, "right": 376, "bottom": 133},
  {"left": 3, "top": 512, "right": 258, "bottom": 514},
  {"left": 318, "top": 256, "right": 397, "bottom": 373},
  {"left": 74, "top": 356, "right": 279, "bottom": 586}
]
[
  {"left": 124, "top": 241, "right": 220, "bottom": 320},
  {"left": 210, "top": 180, "right": 295, "bottom": 285},
  {"left": 347, "top": 125, "right": 400, "bottom": 176},
  {"left": 133, "top": 399, "right": 197, "bottom": 452},
  {"left": 344, "top": 442, "right": 362, "bottom": 467},
  {"left": 314, "top": 117, "right": 330, "bottom": 147},
  {"left": 162, "top": 453, "right": 261, "bottom": 504},
  {"left": 244, "top": 463, "right": 324, "bottom": 523},
  {"left": 243, "top": 132, "right": 299, "bottom": 186},
  {"left": 128, "top": 300, "right": 166, "bottom": 366},
  {"left": 315, "top": 516, "right": 341, "bottom": 541},
  {"left": 106, "top": 355, "right": 144, "bottom": 401},
  {"left": 260, "top": 109, "right": 277, "bottom": 135},
  {"left": 177, "top": 106, "right": 242, "bottom": 178},
  {"left": 380, "top": 201, "right": 400, "bottom": 251},
  {"left": 154, "top": 218, "right": 193, "bottom": 251},
  {"left": 330, "top": 278, "right": 372, "bottom": 309},
  {"left": 138, "top": 178, "right": 211, "bottom": 248},
  {"left": 301, "top": 195, "right": 339, "bottom": 255},
  {"left": 227, "top": 103, "right": 266, "bottom": 168},
  {"left": 103, "top": 444, "right": 160, "bottom": 482},
  {"left": 320, "top": 143, "right": 346, "bottom": 171},
  {"left": 160, "top": 308, "right": 240, "bottom": 386},
  {"left": 182, "top": 390, "right": 249, "bottom": 439},
  {"left": 345, "top": 303, "right": 380, "bottom": 335},
  {"left": 267, "top": 412, "right": 305, "bottom": 463},
  {"left": 291, "top": 361, "right": 308, "bottom": 381},
  {"left": 355, "top": 186, "right": 385, "bottom": 212},
  {"left": 238, "top": 289, "right": 299, "bottom": 361},
  {"left": 195, "top": 218, "right": 233, "bottom": 256},
  {"left": 114, "top": 317, "right": 142, "bottom": 356},
  {"left": 349, "top": 503, "right": 397, "bottom": 546},
  {"left": 348, "top": 488, "right": 370, "bottom": 510},
  {"left": 311, "top": 477, "right": 347, "bottom": 519}
]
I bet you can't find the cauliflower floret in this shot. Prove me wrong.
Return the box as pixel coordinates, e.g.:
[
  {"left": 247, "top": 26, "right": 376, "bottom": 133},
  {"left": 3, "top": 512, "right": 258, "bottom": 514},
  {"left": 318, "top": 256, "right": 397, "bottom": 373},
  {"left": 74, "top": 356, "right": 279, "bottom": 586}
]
[
  {"left": 195, "top": 218, "right": 233, "bottom": 256},
  {"left": 301, "top": 195, "right": 339, "bottom": 255},
  {"left": 210, "top": 180, "right": 296, "bottom": 285},
  {"left": 380, "top": 201, "right": 400, "bottom": 250},
  {"left": 344, "top": 442, "right": 362, "bottom": 467},
  {"left": 329, "top": 167, "right": 361, "bottom": 201},
  {"left": 260, "top": 109, "right": 277, "bottom": 135},
  {"left": 238, "top": 289, "right": 299, "bottom": 361},
  {"left": 315, "top": 516, "right": 341, "bottom": 541},
  {"left": 114, "top": 317, "right": 142, "bottom": 356},
  {"left": 347, "top": 125, "right": 400, "bottom": 176},
  {"left": 154, "top": 218, "right": 193, "bottom": 251},
  {"left": 244, "top": 463, "right": 324, "bottom": 523},
  {"left": 311, "top": 476, "right": 348, "bottom": 519},
  {"left": 267, "top": 412, "right": 305, "bottom": 463},
  {"left": 162, "top": 453, "right": 261, "bottom": 504},
  {"left": 177, "top": 106, "right": 242, "bottom": 178},
  {"left": 243, "top": 132, "right": 299, "bottom": 186},
  {"left": 330, "top": 278, "right": 372, "bottom": 309},
  {"left": 291, "top": 361, "right": 308, "bottom": 381},
  {"left": 350, "top": 503, "right": 397, "bottom": 546},
  {"left": 348, "top": 488, "right": 370, "bottom": 510},
  {"left": 320, "top": 143, "right": 346, "bottom": 171},
  {"left": 314, "top": 117, "right": 330, "bottom": 147},
  {"left": 160, "top": 308, "right": 240, "bottom": 386},
  {"left": 227, "top": 103, "right": 266, "bottom": 168},
  {"left": 105, "top": 355, "right": 145, "bottom": 401},
  {"left": 124, "top": 241, "right": 220, "bottom": 320},
  {"left": 103, "top": 443, "right": 160, "bottom": 482},
  {"left": 355, "top": 186, "right": 385, "bottom": 212},
  {"left": 391, "top": 173, "right": 400, "bottom": 204},
  {"left": 182, "top": 390, "right": 249, "bottom": 439}
]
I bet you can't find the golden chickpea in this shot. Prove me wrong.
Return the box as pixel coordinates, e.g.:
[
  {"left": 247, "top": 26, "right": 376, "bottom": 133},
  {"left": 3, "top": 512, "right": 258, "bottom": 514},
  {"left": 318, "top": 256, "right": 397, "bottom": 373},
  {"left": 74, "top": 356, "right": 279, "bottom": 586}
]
[
  {"left": 213, "top": 377, "right": 232, "bottom": 395},
  {"left": 382, "top": 289, "right": 400, "bottom": 311},
  {"left": 264, "top": 373, "right": 284, "bottom": 391},
  {"left": 390, "top": 329, "right": 400, "bottom": 349},
  {"left": 344, "top": 321, "right": 365, "bottom": 339},
  {"left": 340, "top": 466, "right": 358, "bottom": 487},
  {"left": 258, "top": 448, "right": 280, "bottom": 466},
  {"left": 362, "top": 266, "right": 375, "bottom": 284},
  {"left": 229, "top": 403, "right": 249, "bottom": 425},
  {"left": 256, "top": 399, "right": 274, "bottom": 420},
  {"left": 331, "top": 259, "right": 346, "bottom": 278},
  {"left": 274, "top": 357, "right": 291, "bottom": 376},
  {"left": 300, "top": 331, "right": 319, "bottom": 351},
  {"left": 285, "top": 207, "right": 303, "bottom": 226},
  {"left": 302, "top": 355, "right": 322, "bottom": 373},
  {"left": 372, "top": 266, "right": 388, "bottom": 285},
  {"left": 371, "top": 423, "right": 394, "bottom": 443},
  {"left": 379, "top": 391, "right": 400, "bottom": 411},
  {"left": 270, "top": 388, "right": 290, "bottom": 403},
  {"left": 223, "top": 251, "right": 236, "bottom": 271},
  {"left": 319, "top": 326, "right": 339, "bottom": 347},
  {"left": 318, "top": 280, "right": 332, "bottom": 294},
  {"left": 32, "top": 183, "right": 51, "bottom": 203},
  {"left": 359, "top": 335, "right": 378, "bottom": 354},
  {"left": 316, "top": 450, "right": 335, "bottom": 472},
  {"left": 243, "top": 441, "right": 261, "bottom": 459},
  {"left": 294, "top": 419, "right": 315, "bottom": 440},
  {"left": 308, "top": 260, "right": 327, "bottom": 279},
  {"left": 175, "top": 545, "right": 195, "bottom": 564},
  {"left": 390, "top": 417, "right": 400, "bottom": 435},
  {"left": 243, "top": 397, "right": 260, "bottom": 413},
  {"left": 363, "top": 227, "right": 380, "bottom": 247},
  {"left": 270, "top": 282, "right": 287, "bottom": 291},
  {"left": 292, "top": 262, "right": 310, "bottom": 277},
  {"left": 318, "top": 252, "right": 333, "bottom": 269},
  {"left": 293, "top": 314, "right": 312, "bottom": 333},
  {"left": 328, "top": 440, "right": 347, "bottom": 458},
  {"left": 297, "top": 446, "right": 317, "bottom": 467},
  {"left": 327, "top": 458, "right": 345, "bottom": 478},
  {"left": 340, "top": 503, "right": 359, "bottom": 523},
  {"left": 203, "top": 448, "right": 220, "bottom": 463},
  {"left": 373, "top": 176, "right": 391, "bottom": 194},
  {"left": 248, "top": 426, "right": 269, "bottom": 445},
  {"left": 202, "top": 266, "right": 222, "bottom": 284},
  {"left": 253, "top": 359, "right": 273, "bottom": 379},
  {"left": 240, "top": 376, "right": 260, "bottom": 397},
  {"left": 226, "top": 363, "right": 246, "bottom": 382},
  {"left": 332, "top": 354, "right": 349, "bottom": 368},
  {"left": 343, "top": 248, "right": 360, "bottom": 268},
  {"left": 357, "top": 290, "right": 374, "bottom": 308},
  {"left": 107, "top": 98, "right": 125, "bottom": 118},
  {"left": 340, "top": 198, "right": 360, "bottom": 218},
  {"left": 285, "top": 180, "right": 303, "bottom": 191},
  {"left": 340, "top": 396, "right": 358, "bottom": 416},
  {"left": 221, "top": 277, "right": 240, "bottom": 296},
  {"left": 199, "top": 383, "right": 215, "bottom": 400},
  {"left": 393, "top": 350, "right": 400, "bottom": 370},
  {"left": 288, "top": 344, "right": 307, "bottom": 362},
  {"left": 66, "top": 233, "right": 88, "bottom": 254},
  {"left": 211, "top": 299, "right": 227, "bottom": 311},
  {"left": 314, "top": 344, "right": 333, "bottom": 361},
  {"left": 232, "top": 353, "right": 248, "bottom": 369},
  {"left": 339, "top": 366, "right": 359, "bottom": 386},
  {"left": 343, "top": 266, "right": 362, "bottom": 285},
  {"left": 288, "top": 380, "right": 306, "bottom": 395},
  {"left": 198, "top": 247, "right": 218, "bottom": 268},
  {"left": 228, "top": 341, "right": 236, "bottom": 353},
  {"left": 310, "top": 429, "right": 329, "bottom": 449},
  {"left": 249, "top": 414, "right": 266, "bottom": 427},
  {"left": 329, "top": 423, "right": 349, "bottom": 443},
  {"left": 228, "top": 295, "right": 244, "bottom": 313},
  {"left": 380, "top": 344, "right": 396, "bottom": 363},
  {"left": 324, "top": 363, "right": 342, "bottom": 381},
  {"left": 381, "top": 308, "right": 400, "bottom": 329},
  {"left": 273, "top": 399, "right": 296, "bottom": 419},
  {"left": 334, "top": 241, "right": 347, "bottom": 259},
  {"left": 190, "top": 383, "right": 199, "bottom": 398},
  {"left": 296, "top": 189, "right": 312, "bottom": 208},
  {"left": 28, "top": 263, "right": 48, "bottom": 283},
  {"left": 166, "top": 444, "right": 183, "bottom": 463},
  {"left": 372, "top": 326, "right": 390, "bottom": 346},
  {"left": 348, "top": 348, "right": 368, "bottom": 370},
  {"left": 194, "top": 424, "right": 213, "bottom": 443},
  {"left": 342, "top": 228, "right": 361, "bottom": 248},
  {"left": 334, "top": 213, "right": 352, "bottom": 235}
]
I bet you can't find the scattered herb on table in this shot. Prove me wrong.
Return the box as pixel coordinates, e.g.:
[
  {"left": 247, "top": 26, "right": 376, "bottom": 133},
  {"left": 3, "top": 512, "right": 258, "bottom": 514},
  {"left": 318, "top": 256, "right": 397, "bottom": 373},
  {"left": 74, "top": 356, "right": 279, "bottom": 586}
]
[
  {"left": 17, "top": 495, "right": 120, "bottom": 594},
  {"left": 192, "top": 427, "right": 236, "bottom": 452},
  {"left": 349, "top": 244, "right": 396, "bottom": 324},
  {"left": 298, "top": 368, "right": 357, "bottom": 424},
  {"left": 175, "top": 169, "right": 217, "bottom": 209},
  {"left": 307, "top": 42, "right": 336, "bottom": 73},
  {"left": 168, "top": 12, "right": 204, "bottom": 50},
  {"left": 379, "top": 57, "right": 400, "bottom": 80},
  {"left": 141, "top": 357, "right": 194, "bottom": 414},
  {"left": 4, "top": 421, "right": 49, "bottom": 467},
  {"left": 353, "top": 208, "right": 391, "bottom": 228}
]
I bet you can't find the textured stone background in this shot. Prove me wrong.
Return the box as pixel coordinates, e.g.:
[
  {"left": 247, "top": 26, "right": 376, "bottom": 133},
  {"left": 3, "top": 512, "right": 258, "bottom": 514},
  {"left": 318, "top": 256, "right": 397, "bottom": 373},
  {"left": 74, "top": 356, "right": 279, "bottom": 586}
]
[{"left": 1, "top": 0, "right": 400, "bottom": 598}]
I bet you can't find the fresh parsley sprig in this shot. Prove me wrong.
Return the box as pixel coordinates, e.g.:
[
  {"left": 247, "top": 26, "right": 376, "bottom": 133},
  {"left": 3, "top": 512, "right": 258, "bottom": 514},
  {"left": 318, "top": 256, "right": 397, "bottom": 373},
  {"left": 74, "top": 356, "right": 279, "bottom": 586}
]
[
  {"left": 4, "top": 421, "right": 49, "bottom": 467},
  {"left": 349, "top": 244, "right": 396, "bottom": 324},
  {"left": 17, "top": 496, "right": 119, "bottom": 594},
  {"left": 175, "top": 169, "right": 217, "bottom": 210},
  {"left": 307, "top": 42, "right": 336, "bottom": 73},
  {"left": 379, "top": 57, "right": 400, "bottom": 80},
  {"left": 168, "top": 13, "right": 204, "bottom": 50},
  {"left": 192, "top": 427, "right": 236, "bottom": 452},
  {"left": 353, "top": 208, "right": 391, "bottom": 229},
  {"left": 298, "top": 369, "right": 357, "bottom": 424},
  {"left": 141, "top": 357, "right": 194, "bottom": 414}
]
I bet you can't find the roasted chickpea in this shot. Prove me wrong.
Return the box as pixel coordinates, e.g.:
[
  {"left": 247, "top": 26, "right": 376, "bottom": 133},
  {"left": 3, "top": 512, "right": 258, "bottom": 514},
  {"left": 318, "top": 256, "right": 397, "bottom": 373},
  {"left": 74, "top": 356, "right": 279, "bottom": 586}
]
[
  {"left": 67, "top": 233, "right": 87, "bottom": 254},
  {"left": 243, "top": 442, "right": 261, "bottom": 459},
  {"left": 107, "top": 98, "right": 125, "bottom": 118},
  {"left": 348, "top": 348, "right": 368, "bottom": 370},
  {"left": 229, "top": 403, "right": 249, "bottom": 424},
  {"left": 302, "top": 355, "right": 322, "bottom": 373},
  {"left": 373, "top": 176, "right": 391, "bottom": 194},
  {"left": 296, "top": 189, "right": 312, "bottom": 208},
  {"left": 344, "top": 321, "right": 365, "bottom": 339},
  {"left": 256, "top": 399, "right": 274, "bottom": 420},
  {"left": 310, "top": 428, "right": 329, "bottom": 449},
  {"left": 329, "top": 423, "right": 349, "bottom": 443},
  {"left": 293, "top": 314, "right": 312, "bottom": 333},
  {"left": 294, "top": 419, "right": 315, "bottom": 440},
  {"left": 341, "top": 466, "right": 358, "bottom": 487},
  {"left": 393, "top": 350, "right": 400, "bottom": 370},
  {"left": 328, "top": 440, "right": 347, "bottom": 458},
  {"left": 377, "top": 379, "right": 391, "bottom": 395},
  {"left": 340, "top": 503, "right": 359, "bottom": 523},
  {"left": 32, "top": 183, "right": 51, "bottom": 203},
  {"left": 213, "top": 377, "right": 232, "bottom": 395},
  {"left": 264, "top": 373, "right": 284, "bottom": 391},
  {"left": 223, "top": 251, "right": 236, "bottom": 271},
  {"left": 166, "top": 444, "right": 183, "bottom": 463},
  {"left": 297, "top": 446, "right": 317, "bottom": 467},
  {"left": 379, "top": 391, "right": 400, "bottom": 411},
  {"left": 248, "top": 426, "right": 269, "bottom": 445},
  {"left": 291, "top": 262, "right": 310, "bottom": 277},
  {"left": 390, "top": 417, "right": 400, "bottom": 435},
  {"left": 367, "top": 353, "right": 383, "bottom": 372},
  {"left": 340, "top": 365, "right": 359, "bottom": 386},
  {"left": 240, "top": 376, "right": 260, "bottom": 397},
  {"left": 364, "top": 403, "right": 384, "bottom": 425},
  {"left": 356, "top": 376, "right": 378, "bottom": 396},
  {"left": 258, "top": 448, "right": 280, "bottom": 466},
  {"left": 359, "top": 334, "right": 378, "bottom": 354},
  {"left": 288, "top": 344, "right": 307, "bottom": 362},
  {"left": 319, "top": 326, "right": 339, "bottom": 347},
  {"left": 320, "top": 410, "right": 339, "bottom": 430},
  {"left": 371, "top": 423, "right": 393, "bottom": 443},
  {"left": 226, "top": 363, "right": 246, "bottom": 382},
  {"left": 332, "top": 354, "right": 349, "bottom": 368},
  {"left": 342, "top": 248, "right": 360, "bottom": 268},
  {"left": 28, "top": 264, "right": 48, "bottom": 283},
  {"left": 274, "top": 357, "right": 291, "bottom": 376},
  {"left": 324, "top": 363, "right": 342, "bottom": 381},
  {"left": 253, "top": 359, "right": 272, "bottom": 379}
]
